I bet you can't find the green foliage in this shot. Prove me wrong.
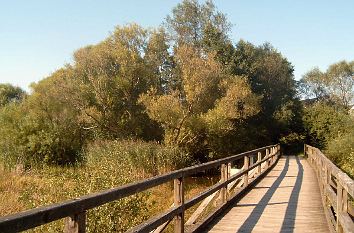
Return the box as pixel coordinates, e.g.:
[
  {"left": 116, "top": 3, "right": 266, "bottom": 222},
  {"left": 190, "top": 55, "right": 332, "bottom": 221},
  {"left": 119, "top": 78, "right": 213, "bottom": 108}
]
[
  {"left": 0, "top": 71, "right": 84, "bottom": 167},
  {"left": 0, "top": 83, "right": 26, "bottom": 107},
  {"left": 0, "top": 103, "right": 25, "bottom": 167},
  {"left": 326, "top": 130, "right": 354, "bottom": 178},
  {"left": 299, "top": 67, "right": 328, "bottom": 100},
  {"left": 9, "top": 140, "right": 155, "bottom": 232},
  {"left": 166, "top": 0, "right": 231, "bottom": 48},
  {"left": 302, "top": 100, "right": 354, "bottom": 177},
  {"left": 70, "top": 24, "right": 162, "bottom": 140},
  {"left": 279, "top": 133, "right": 305, "bottom": 154},
  {"left": 303, "top": 102, "right": 352, "bottom": 149},
  {"left": 0, "top": 1, "right": 301, "bottom": 167},
  {"left": 326, "top": 60, "right": 354, "bottom": 108},
  {"left": 228, "top": 40, "right": 301, "bottom": 147},
  {"left": 140, "top": 45, "right": 260, "bottom": 161},
  {"left": 300, "top": 60, "right": 354, "bottom": 109},
  {"left": 86, "top": 139, "right": 190, "bottom": 175},
  {"left": 301, "top": 60, "right": 354, "bottom": 177}
]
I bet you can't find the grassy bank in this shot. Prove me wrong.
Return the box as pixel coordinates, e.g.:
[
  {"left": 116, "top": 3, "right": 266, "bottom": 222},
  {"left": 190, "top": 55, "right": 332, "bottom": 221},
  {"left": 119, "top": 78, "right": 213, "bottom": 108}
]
[{"left": 0, "top": 140, "right": 215, "bottom": 232}]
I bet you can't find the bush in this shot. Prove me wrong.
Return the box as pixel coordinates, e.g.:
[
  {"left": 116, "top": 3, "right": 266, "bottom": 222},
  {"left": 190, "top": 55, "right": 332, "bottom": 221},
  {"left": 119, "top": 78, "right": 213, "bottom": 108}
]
[
  {"left": 86, "top": 139, "right": 191, "bottom": 176},
  {"left": 279, "top": 132, "right": 305, "bottom": 154},
  {"left": 303, "top": 102, "right": 352, "bottom": 149},
  {"left": 0, "top": 78, "right": 84, "bottom": 168},
  {"left": 326, "top": 131, "right": 354, "bottom": 178}
]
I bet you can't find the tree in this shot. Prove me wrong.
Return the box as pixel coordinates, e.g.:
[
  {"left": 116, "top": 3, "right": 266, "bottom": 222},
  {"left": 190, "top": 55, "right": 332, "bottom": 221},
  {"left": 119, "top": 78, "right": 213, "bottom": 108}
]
[
  {"left": 70, "top": 24, "right": 162, "bottom": 140},
  {"left": 299, "top": 60, "right": 354, "bottom": 109},
  {"left": 327, "top": 60, "right": 354, "bottom": 109},
  {"left": 0, "top": 70, "right": 84, "bottom": 166},
  {"left": 303, "top": 102, "right": 352, "bottom": 149},
  {"left": 144, "top": 27, "right": 177, "bottom": 95},
  {"left": 140, "top": 45, "right": 260, "bottom": 160},
  {"left": 230, "top": 41, "right": 301, "bottom": 146},
  {"left": 165, "top": 0, "right": 231, "bottom": 50},
  {"left": 299, "top": 67, "right": 328, "bottom": 100},
  {"left": 0, "top": 84, "right": 26, "bottom": 107}
]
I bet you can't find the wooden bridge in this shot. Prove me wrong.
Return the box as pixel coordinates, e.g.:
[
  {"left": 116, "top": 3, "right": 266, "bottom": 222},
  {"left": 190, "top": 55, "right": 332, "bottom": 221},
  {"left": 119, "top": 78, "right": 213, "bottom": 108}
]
[{"left": 0, "top": 144, "right": 353, "bottom": 233}]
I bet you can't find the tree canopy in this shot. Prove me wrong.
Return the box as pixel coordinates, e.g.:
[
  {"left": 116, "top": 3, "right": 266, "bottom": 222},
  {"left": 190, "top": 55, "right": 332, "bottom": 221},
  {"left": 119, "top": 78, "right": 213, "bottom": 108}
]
[{"left": 0, "top": 0, "right": 308, "bottom": 167}]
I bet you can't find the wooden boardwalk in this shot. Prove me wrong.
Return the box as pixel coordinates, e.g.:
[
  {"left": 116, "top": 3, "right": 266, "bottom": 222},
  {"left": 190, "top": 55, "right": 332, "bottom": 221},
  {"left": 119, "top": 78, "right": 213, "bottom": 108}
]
[
  {"left": 3, "top": 145, "right": 353, "bottom": 233},
  {"left": 206, "top": 156, "right": 330, "bottom": 233}
]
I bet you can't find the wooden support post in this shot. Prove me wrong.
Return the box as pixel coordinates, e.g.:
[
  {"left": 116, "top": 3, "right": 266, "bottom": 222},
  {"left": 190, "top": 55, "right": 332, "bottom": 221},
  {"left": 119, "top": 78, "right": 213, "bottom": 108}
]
[
  {"left": 326, "top": 168, "right": 331, "bottom": 189},
  {"left": 227, "top": 163, "right": 231, "bottom": 189},
  {"left": 323, "top": 166, "right": 328, "bottom": 194},
  {"left": 265, "top": 149, "right": 269, "bottom": 168},
  {"left": 257, "top": 152, "right": 262, "bottom": 175},
  {"left": 174, "top": 177, "right": 184, "bottom": 233},
  {"left": 342, "top": 189, "right": 348, "bottom": 213},
  {"left": 227, "top": 163, "right": 231, "bottom": 177},
  {"left": 271, "top": 147, "right": 274, "bottom": 164},
  {"left": 336, "top": 183, "right": 343, "bottom": 233},
  {"left": 221, "top": 164, "right": 228, "bottom": 203},
  {"left": 243, "top": 156, "right": 249, "bottom": 187},
  {"left": 64, "top": 211, "right": 86, "bottom": 233}
]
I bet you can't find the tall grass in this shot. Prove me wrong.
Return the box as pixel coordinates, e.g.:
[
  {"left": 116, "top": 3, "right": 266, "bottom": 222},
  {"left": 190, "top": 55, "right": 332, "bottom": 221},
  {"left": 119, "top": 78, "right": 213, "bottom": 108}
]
[{"left": 0, "top": 139, "right": 192, "bottom": 232}]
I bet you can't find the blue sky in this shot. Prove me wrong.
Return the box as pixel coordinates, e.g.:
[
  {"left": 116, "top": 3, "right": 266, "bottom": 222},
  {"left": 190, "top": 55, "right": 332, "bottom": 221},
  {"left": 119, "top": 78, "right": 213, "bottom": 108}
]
[{"left": 1, "top": 0, "right": 353, "bottom": 91}]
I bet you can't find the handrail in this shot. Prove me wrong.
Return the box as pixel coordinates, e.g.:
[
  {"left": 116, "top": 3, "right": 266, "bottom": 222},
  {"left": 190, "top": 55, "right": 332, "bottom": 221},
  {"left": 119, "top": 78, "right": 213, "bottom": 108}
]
[
  {"left": 0, "top": 144, "right": 280, "bottom": 233},
  {"left": 305, "top": 144, "right": 354, "bottom": 233}
]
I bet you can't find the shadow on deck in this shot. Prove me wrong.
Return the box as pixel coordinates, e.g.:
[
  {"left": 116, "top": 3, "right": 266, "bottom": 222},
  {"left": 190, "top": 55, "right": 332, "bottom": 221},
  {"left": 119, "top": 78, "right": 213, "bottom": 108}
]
[{"left": 205, "top": 156, "right": 329, "bottom": 233}]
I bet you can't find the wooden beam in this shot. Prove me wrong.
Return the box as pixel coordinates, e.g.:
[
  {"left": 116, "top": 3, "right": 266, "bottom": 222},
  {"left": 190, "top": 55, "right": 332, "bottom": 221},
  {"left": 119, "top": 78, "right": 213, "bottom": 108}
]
[
  {"left": 174, "top": 177, "right": 184, "bottom": 233},
  {"left": 257, "top": 152, "right": 262, "bottom": 175},
  {"left": 243, "top": 156, "right": 249, "bottom": 187},
  {"left": 64, "top": 211, "right": 86, "bottom": 233},
  {"left": 221, "top": 164, "right": 228, "bottom": 203}
]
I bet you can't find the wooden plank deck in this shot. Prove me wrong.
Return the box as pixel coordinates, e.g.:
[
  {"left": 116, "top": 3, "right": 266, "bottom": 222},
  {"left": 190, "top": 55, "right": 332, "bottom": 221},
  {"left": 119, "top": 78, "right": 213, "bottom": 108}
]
[{"left": 205, "top": 156, "right": 330, "bottom": 233}]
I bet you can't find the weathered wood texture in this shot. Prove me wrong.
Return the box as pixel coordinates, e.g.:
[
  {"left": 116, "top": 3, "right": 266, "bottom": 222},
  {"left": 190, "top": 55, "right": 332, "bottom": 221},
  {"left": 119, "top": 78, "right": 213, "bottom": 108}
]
[
  {"left": 206, "top": 156, "right": 331, "bottom": 233},
  {"left": 0, "top": 144, "right": 280, "bottom": 233},
  {"left": 305, "top": 145, "right": 354, "bottom": 233}
]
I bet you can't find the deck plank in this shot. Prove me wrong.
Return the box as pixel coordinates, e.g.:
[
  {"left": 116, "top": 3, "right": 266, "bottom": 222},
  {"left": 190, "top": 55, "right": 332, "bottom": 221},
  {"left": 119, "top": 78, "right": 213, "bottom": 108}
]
[{"left": 206, "top": 156, "right": 330, "bottom": 233}]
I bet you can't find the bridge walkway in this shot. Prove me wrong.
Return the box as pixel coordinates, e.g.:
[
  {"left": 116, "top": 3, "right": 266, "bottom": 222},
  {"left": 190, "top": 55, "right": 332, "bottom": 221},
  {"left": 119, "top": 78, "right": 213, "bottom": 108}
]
[{"left": 206, "top": 156, "right": 330, "bottom": 233}]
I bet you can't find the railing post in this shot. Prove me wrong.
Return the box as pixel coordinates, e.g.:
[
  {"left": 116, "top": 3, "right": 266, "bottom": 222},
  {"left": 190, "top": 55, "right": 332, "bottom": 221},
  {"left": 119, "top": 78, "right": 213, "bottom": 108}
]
[
  {"left": 174, "top": 177, "right": 184, "bottom": 233},
  {"left": 257, "top": 152, "right": 262, "bottom": 175},
  {"left": 221, "top": 164, "right": 228, "bottom": 203},
  {"left": 274, "top": 147, "right": 276, "bottom": 163},
  {"left": 64, "top": 211, "right": 86, "bottom": 233},
  {"left": 227, "top": 163, "right": 231, "bottom": 190},
  {"left": 271, "top": 147, "right": 275, "bottom": 164},
  {"left": 265, "top": 149, "right": 269, "bottom": 169},
  {"left": 304, "top": 144, "right": 306, "bottom": 158},
  {"left": 227, "top": 163, "right": 231, "bottom": 178},
  {"left": 336, "top": 183, "right": 343, "bottom": 233},
  {"left": 244, "top": 156, "right": 249, "bottom": 186}
]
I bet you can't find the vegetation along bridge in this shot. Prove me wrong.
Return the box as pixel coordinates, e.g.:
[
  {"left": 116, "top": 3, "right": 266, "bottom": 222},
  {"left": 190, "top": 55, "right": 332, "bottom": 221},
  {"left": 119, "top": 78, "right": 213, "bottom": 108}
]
[{"left": 0, "top": 144, "right": 353, "bottom": 233}]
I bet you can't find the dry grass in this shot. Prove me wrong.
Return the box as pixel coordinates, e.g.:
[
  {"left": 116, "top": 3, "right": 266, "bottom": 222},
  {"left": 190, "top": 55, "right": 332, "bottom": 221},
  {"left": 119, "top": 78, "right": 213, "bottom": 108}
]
[{"left": 0, "top": 140, "right": 219, "bottom": 232}]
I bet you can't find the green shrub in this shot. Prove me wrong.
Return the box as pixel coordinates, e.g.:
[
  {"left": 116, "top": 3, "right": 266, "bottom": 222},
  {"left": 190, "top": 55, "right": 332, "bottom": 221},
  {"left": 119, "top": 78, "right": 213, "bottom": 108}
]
[
  {"left": 0, "top": 81, "right": 84, "bottom": 168},
  {"left": 303, "top": 102, "right": 352, "bottom": 149},
  {"left": 85, "top": 139, "right": 191, "bottom": 176},
  {"left": 326, "top": 131, "right": 354, "bottom": 178},
  {"left": 279, "top": 132, "right": 305, "bottom": 154}
]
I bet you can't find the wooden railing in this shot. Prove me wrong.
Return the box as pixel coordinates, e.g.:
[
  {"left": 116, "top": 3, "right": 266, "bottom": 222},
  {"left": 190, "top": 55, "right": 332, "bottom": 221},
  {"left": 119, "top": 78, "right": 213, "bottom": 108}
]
[
  {"left": 305, "top": 145, "right": 354, "bottom": 233},
  {"left": 0, "top": 144, "right": 280, "bottom": 233}
]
